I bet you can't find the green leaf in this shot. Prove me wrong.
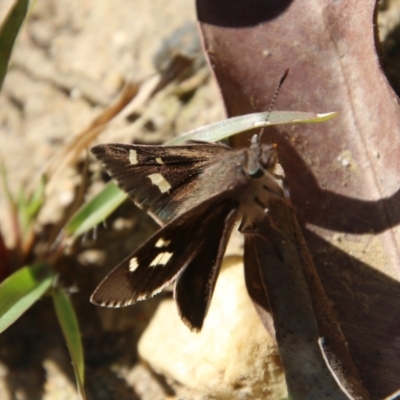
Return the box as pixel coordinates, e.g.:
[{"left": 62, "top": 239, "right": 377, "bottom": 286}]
[
  {"left": 0, "top": 264, "right": 53, "bottom": 333},
  {"left": 0, "top": 0, "right": 31, "bottom": 90},
  {"left": 52, "top": 287, "right": 86, "bottom": 400},
  {"left": 64, "top": 181, "right": 127, "bottom": 238},
  {"left": 165, "top": 111, "right": 337, "bottom": 145}
]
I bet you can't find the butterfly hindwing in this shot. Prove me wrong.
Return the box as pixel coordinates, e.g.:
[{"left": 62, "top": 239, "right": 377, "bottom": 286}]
[
  {"left": 91, "top": 142, "right": 233, "bottom": 223},
  {"left": 90, "top": 196, "right": 239, "bottom": 319},
  {"left": 174, "top": 206, "right": 238, "bottom": 331}
]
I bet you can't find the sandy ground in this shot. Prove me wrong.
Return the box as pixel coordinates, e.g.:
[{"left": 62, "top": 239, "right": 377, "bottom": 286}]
[{"left": 0, "top": 0, "right": 399, "bottom": 399}]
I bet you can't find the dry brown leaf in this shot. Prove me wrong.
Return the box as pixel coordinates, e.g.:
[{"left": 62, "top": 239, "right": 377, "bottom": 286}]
[{"left": 197, "top": 0, "right": 400, "bottom": 397}]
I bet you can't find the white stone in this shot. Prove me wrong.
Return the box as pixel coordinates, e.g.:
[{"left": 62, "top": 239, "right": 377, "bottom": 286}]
[{"left": 138, "top": 256, "right": 288, "bottom": 399}]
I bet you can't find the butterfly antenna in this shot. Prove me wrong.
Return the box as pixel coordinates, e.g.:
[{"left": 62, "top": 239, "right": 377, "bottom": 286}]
[{"left": 257, "top": 68, "right": 290, "bottom": 142}]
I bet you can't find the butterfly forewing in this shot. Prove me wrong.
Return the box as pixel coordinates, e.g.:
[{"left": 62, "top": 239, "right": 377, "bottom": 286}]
[
  {"left": 91, "top": 142, "right": 234, "bottom": 223},
  {"left": 90, "top": 196, "right": 239, "bottom": 313},
  {"left": 91, "top": 137, "right": 286, "bottom": 330}
]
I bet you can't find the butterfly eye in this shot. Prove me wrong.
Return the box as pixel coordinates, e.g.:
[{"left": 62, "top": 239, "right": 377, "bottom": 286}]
[{"left": 249, "top": 168, "right": 264, "bottom": 179}]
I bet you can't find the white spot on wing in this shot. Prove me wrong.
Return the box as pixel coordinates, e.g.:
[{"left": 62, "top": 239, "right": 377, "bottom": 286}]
[
  {"left": 137, "top": 289, "right": 162, "bottom": 301},
  {"left": 148, "top": 173, "right": 171, "bottom": 193},
  {"left": 155, "top": 238, "right": 171, "bottom": 248},
  {"left": 129, "top": 149, "right": 138, "bottom": 165},
  {"left": 150, "top": 251, "right": 173, "bottom": 267},
  {"left": 155, "top": 157, "right": 164, "bottom": 164},
  {"left": 100, "top": 300, "right": 124, "bottom": 308},
  {"left": 129, "top": 257, "right": 139, "bottom": 272}
]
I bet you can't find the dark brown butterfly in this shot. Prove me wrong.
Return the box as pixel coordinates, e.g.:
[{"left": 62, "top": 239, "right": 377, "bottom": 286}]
[{"left": 90, "top": 134, "right": 286, "bottom": 331}]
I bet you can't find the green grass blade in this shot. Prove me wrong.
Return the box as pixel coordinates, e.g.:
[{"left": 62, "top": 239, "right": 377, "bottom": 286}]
[
  {"left": 64, "top": 181, "right": 127, "bottom": 238},
  {"left": 25, "top": 174, "right": 46, "bottom": 219},
  {"left": 165, "top": 111, "right": 337, "bottom": 145},
  {"left": 0, "top": 263, "right": 53, "bottom": 333},
  {"left": 52, "top": 287, "right": 86, "bottom": 400},
  {"left": 17, "top": 174, "right": 46, "bottom": 236},
  {"left": 0, "top": 0, "right": 31, "bottom": 90}
]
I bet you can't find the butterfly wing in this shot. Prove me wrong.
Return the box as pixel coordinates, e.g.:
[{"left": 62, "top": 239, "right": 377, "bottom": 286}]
[
  {"left": 91, "top": 142, "right": 234, "bottom": 224},
  {"left": 174, "top": 205, "right": 237, "bottom": 331},
  {"left": 91, "top": 196, "right": 239, "bottom": 329}
]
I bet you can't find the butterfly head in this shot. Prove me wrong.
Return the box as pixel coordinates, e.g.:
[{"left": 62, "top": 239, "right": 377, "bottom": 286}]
[{"left": 246, "top": 134, "right": 279, "bottom": 179}]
